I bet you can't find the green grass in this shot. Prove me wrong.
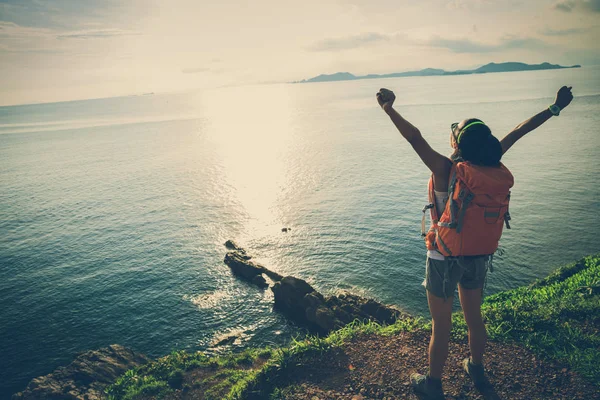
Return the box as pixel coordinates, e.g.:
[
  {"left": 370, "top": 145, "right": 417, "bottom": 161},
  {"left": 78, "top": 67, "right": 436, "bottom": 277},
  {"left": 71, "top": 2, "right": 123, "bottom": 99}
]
[
  {"left": 202, "top": 369, "right": 254, "bottom": 400},
  {"left": 107, "top": 254, "right": 599, "bottom": 399},
  {"left": 105, "top": 348, "right": 274, "bottom": 400},
  {"left": 452, "top": 254, "right": 600, "bottom": 383}
]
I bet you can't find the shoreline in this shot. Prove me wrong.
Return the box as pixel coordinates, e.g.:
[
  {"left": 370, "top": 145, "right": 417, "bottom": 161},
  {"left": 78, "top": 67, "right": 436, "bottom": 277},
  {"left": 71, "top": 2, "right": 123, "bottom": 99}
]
[{"left": 13, "top": 253, "right": 600, "bottom": 399}]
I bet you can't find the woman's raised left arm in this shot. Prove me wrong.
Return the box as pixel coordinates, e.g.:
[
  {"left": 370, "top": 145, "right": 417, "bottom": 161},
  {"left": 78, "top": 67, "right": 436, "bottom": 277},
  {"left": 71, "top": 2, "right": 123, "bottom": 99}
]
[{"left": 500, "top": 86, "right": 573, "bottom": 154}]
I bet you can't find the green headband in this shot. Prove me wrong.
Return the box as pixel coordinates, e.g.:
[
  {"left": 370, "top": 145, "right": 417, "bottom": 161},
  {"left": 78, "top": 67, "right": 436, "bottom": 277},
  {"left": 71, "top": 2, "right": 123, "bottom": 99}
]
[{"left": 456, "top": 121, "right": 486, "bottom": 144}]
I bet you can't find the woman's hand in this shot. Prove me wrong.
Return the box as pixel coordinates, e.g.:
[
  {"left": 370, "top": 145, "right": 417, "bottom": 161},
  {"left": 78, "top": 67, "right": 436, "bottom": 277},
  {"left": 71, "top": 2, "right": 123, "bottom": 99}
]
[
  {"left": 554, "top": 86, "right": 573, "bottom": 110},
  {"left": 377, "top": 88, "right": 396, "bottom": 112}
]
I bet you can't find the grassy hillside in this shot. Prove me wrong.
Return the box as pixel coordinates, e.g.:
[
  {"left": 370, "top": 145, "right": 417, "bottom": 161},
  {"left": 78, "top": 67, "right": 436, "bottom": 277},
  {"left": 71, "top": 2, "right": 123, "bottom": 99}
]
[{"left": 106, "top": 254, "right": 600, "bottom": 399}]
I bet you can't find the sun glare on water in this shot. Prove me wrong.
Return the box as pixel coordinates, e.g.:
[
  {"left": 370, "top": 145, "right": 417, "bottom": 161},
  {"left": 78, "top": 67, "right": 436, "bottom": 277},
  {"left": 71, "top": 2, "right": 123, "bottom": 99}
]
[{"left": 200, "top": 85, "right": 297, "bottom": 237}]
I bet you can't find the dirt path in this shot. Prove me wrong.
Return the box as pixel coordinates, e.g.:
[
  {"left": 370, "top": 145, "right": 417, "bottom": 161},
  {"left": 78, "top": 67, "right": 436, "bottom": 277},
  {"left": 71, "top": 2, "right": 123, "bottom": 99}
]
[{"left": 273, "top": 330, "right": 599, "bottom": 400}]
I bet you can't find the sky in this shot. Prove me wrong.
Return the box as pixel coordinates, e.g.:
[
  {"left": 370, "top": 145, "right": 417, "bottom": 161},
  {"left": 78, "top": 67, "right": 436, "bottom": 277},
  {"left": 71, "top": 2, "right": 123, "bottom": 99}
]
[{"left": 0, "top": 0, "right": 599, "bottom": 105}]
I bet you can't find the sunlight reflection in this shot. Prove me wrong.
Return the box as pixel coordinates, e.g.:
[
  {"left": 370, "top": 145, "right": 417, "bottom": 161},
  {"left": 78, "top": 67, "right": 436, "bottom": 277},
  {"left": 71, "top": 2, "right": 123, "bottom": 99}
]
[{"left": 200, "top": 85, "right": 295, "bottom": 236}]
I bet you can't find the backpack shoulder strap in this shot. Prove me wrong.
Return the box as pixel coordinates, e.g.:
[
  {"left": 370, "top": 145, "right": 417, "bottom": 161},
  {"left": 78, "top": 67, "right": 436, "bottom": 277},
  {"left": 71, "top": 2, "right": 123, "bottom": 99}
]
[{"left": 445, "top": 163, "right": 460, "bottom": 227}]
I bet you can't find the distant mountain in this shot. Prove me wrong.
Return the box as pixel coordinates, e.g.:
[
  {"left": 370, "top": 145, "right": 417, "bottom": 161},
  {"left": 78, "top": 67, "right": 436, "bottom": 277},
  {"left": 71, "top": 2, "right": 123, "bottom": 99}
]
[
  {"left": 303, "top": 72, "right": 358, "bottom": 82},
  {"left": 474, "top": 62, "right": 578, "bottom": 73},
  {"left": 297, "top": 62, "right": 581, "bottom": 83}
]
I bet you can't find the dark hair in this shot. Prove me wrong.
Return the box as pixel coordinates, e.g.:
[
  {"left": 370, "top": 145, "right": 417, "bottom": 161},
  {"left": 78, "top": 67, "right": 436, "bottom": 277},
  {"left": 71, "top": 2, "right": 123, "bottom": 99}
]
[{"left": 457, "top": 119, "right": 502, "bottom": 166}]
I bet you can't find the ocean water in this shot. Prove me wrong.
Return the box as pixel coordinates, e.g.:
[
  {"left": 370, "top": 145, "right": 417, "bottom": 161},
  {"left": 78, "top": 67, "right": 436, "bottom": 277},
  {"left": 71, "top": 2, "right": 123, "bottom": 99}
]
[{"left": 1, "top": 67, "right": 600, "bottom": 397}]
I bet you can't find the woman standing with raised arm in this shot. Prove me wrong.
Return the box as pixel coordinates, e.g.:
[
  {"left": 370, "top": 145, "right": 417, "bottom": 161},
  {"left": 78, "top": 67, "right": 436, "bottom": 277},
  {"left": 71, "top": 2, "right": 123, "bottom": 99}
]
[{"left": 376, "top": 86, "right": 573, "bottom": 400}]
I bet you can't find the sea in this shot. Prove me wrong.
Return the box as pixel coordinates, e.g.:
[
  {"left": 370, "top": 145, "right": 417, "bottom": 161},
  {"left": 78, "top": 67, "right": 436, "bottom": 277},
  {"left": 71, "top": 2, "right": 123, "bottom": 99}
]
[{"left": 1, "top": 67, "right": 599, "bottom": 398}]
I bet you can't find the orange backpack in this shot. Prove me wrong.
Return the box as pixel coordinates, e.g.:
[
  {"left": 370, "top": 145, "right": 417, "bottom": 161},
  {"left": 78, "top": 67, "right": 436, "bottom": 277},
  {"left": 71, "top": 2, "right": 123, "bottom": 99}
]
[{"left": 423, "top": 161, "right": 514, "bottom": 257}]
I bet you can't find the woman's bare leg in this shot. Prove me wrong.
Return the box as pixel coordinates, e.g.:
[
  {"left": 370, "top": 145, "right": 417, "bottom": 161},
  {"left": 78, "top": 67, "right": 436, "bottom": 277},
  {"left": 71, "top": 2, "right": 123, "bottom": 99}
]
[
  {"left": 458, "top": 285, "right": 486, "bottom": 364},
  {"left": 427, "top": 291, "right": 454, "bottom": 378}
]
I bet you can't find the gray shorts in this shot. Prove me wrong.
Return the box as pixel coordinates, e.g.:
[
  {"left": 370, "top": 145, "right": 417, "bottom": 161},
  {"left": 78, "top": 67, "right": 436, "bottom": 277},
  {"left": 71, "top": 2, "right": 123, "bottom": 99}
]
[{"left": 425, "top": 256, "right": 489, "bottom": 300}]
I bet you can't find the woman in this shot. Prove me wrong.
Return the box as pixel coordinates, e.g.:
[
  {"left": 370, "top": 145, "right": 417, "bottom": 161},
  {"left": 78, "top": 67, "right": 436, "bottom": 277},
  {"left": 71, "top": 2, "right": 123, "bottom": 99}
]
[{"left": 376, "top": 85, "right": 573, "bottom": 399}]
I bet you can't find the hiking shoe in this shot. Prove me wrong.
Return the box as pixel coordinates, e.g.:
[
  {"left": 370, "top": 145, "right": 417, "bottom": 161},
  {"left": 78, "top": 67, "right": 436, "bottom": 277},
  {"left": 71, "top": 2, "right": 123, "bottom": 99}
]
[
  {"left": 410, "top": 373, "right": 445, "bottom": 400},
  {"left": 462, "top": 358, "right": 490, "bottom": 390}
]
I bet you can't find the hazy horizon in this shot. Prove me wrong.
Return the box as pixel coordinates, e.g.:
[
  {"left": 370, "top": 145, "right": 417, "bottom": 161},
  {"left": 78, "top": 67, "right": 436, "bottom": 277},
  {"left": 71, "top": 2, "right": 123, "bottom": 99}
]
[
  {"left": 1, "top": 0, "right": 599, "bottom": 106},
  {"left": 0, "top": 62, "right": 595, "bottom": 108}
]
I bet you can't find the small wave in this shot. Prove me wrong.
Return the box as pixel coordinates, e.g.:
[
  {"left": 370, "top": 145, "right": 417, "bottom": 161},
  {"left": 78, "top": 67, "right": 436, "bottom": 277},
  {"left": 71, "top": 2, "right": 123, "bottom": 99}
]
[
  {"left": 183, "top": 290, "right": 232, "bottom": 309},
  {"left": 203, "top": 325, "right": 257, "bottom": 353},
  {"left": 0, "top": 115, "right": 200, "bottom": 135}
]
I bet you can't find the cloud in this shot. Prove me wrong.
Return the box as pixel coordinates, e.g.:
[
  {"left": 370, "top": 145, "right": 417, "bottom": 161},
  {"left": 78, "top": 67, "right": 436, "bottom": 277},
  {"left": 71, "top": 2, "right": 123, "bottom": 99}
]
[
  {"left": 307, "top": 31, "right": 552, "bottom": 55},
  {"left": 0, "top": 21, "right": 138, "bottom": 40},
  {"left": 426, "top": 37, "right": 497, "bottom": 53},
  {"left": 424, "top": 35, "right": 551, "bottom": 53},
  {"left": 554, "top": 0, "right": 576, "bottom": 11},
  {"left": 0, "top": 44, "right": 63, "bottom": 54},
  {"left": 583, "top": 0, "right": 600, "bottom": 11},
  {"left": 181, "top": 67, "right": 224, "bottom": 74},
  {"left": 182, "top": 58, "right": 224, "bottom": 74},
  {"left": 0, "top": 21, "right": 139, "bottom": 55},
  {"left": 0, "top": 21, "right": 57, "bottom": 53},
  {"left": 0, "top": 21, "right": 51, "bottom": 38},
  {"left": 182, "top": 67, "right": 210, "bottom": 74},
  {"left": 539, "top": 27, "right": 589, "bottom": 36},
  {"left": 502, "top": 37, "right": 551, "bottom": 50},
  {"left": 446, "top": 0, "right": 492, "bottom": 10},
  {"left": 307, "top": 32, "right": 399, "bottom": 52},
  {"left": 56, "top": 29, "right": 139, "bottom": 39},
  {"left": 554, "top": 0, "right": 600, "bottom": 12}
]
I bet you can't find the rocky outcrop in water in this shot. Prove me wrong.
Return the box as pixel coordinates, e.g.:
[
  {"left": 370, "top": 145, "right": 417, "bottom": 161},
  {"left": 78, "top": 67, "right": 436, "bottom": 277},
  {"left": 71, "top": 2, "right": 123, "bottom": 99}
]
[
  {"left": 224, "top": 241, "right": 406, "bottom": 334},
  {"left": 271, "top": 276, "right": 406, "bottom": 334},
  {"left": 224, "top": 240, "right": 248, "bottom": 255},
  {"left": 224, "top": 251, "right": 269, "bottom": 288},
  {"left": 12, "top": 344, "right": 149, "bottom": 400},
  {"left": 223, "top": 243, "right": 284, "bottom": 288}
]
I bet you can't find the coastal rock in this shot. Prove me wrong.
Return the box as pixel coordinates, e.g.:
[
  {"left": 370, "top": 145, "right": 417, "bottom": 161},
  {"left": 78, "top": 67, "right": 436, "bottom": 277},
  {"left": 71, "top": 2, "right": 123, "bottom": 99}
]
[
  {"left": 271, "top": 276, "right": 405, "bottom": 334},
  {"left": 304, "top": 291, "right": 326, "bottom": 308},
  {"left": 12, "top": 344, "right": 149, "bottom": 400},
  {"left": 251, "top": 274, "right": 269, "bottom": 288},
  {"left": 223, "top": 241, "right": 405, "bottom": 333},
  {"left": 262, "top": 269, "right": 284, "bottom": 282},
  {"left": 224, "top": 240, "right": 247, "bottom": 254},
  {"left": 330, "top": 293, "right": 400, "bottom": 325},
  {"left": 272, "top": 276, "right": 319, "bottom": 317},
  {"left": 224, "top": 251, "right": 265, "bottom": 281},
  {"left": 223, "top": 243, "right": 284, "bottom": 287},
  {"left": 313, "top": 305, "right": 340, "bottom": 332}
]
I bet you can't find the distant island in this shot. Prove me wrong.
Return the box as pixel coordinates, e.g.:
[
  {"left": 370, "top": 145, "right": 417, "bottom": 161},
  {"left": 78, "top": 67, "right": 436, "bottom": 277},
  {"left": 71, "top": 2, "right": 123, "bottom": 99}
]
[{"left": 296, "top": 62, "right": 581, "bottom": 83}]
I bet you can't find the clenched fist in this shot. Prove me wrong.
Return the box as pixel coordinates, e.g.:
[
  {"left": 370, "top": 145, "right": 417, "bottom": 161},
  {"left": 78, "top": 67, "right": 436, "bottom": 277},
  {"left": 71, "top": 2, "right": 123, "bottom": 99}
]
[{"left": 377, "top": 88, "right": 396, "bottom": 112}]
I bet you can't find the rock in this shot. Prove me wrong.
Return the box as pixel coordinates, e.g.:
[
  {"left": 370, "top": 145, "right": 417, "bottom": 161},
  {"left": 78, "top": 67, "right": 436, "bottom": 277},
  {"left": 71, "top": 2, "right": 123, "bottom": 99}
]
[
  {"left": 313, "top": 305, "right": 338, "bottom": 332},
  {"left": 223, "top": 241, "right": 406, "bottom": 334},
  {"left": 304, "top": 292, "right": 325, "bottom": 308},
  {"left": 272, "top": 276, "right": 318, "bottom": 318},
  {"left": 224, "top": 240, "right": 247, "bottom": 254},
  {"left": 262, "top": 269, "right": 284, "bottom": 282},
  {"left": 271, "top": 275, "right": 405, "bottom": 333},
  {"left": 251, "top": 274, "right": 268, "bottom": 288},
  {"left": 12, "top": 345, "right": 149, "bottom": 400},
  {"left": 330, "top": 306, "right": 353, "bottom": 325},
  {"left": 224, "top": 252, "right": 265, "bottom": 282},
  {"left": 284, "top": 276, "right": 315, "bottom": 297},
  {"left": 223, "top": 243, "right": 283, "bottom": 285},
  {"left": 305, "top": 306, "right": 318, "bottom": 323}
]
